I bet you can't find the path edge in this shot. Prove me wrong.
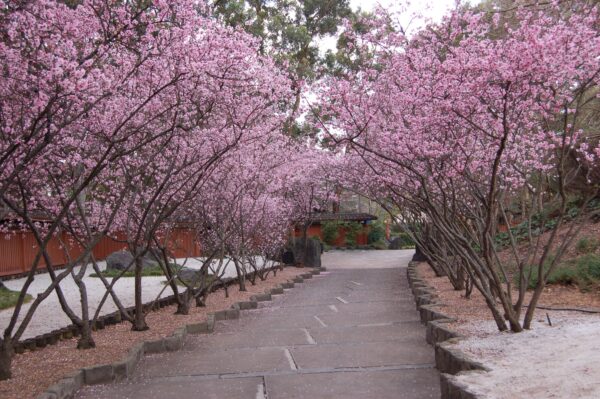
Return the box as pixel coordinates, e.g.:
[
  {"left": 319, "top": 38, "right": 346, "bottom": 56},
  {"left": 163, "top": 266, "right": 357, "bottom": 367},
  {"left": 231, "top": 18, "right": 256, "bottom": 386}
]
[
  {"left": 406, "top": 261, "right": 488, "bottom": 399},
  {"left": 35, "top": 267, "right": 325, "bottom": 399}
]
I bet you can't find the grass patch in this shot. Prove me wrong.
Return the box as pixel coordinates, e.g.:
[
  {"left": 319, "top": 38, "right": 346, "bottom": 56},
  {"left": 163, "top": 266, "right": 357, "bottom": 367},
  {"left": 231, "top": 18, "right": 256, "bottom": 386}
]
[
  {"left": 90, "top": 263, "right": 181, "bottom": 278},
  {"left": 0, "top": 286, "right": 32, "bottom": 310}
]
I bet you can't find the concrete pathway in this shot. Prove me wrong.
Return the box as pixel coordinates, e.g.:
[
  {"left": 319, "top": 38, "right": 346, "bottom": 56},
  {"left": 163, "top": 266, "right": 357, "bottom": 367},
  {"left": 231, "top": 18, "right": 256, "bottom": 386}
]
[{"left": 78, "top": 250, "right": 439, "bottom": 399}]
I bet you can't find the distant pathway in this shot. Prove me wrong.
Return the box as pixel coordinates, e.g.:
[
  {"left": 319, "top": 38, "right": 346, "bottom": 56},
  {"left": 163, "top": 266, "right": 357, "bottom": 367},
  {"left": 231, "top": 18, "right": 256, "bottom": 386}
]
[{"left": 78, "top": 250, "right": 439, "bottom": 399}]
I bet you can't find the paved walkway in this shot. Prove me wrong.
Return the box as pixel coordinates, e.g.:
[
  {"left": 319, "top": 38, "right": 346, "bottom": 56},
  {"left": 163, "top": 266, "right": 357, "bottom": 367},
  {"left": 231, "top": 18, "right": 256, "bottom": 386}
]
[{"left": 78, "top": 250, "right": 439, "bottom": 399}]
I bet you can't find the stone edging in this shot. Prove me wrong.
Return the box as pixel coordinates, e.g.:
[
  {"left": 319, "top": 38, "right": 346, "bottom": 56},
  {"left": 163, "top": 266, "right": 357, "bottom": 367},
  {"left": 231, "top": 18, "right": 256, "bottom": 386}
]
[
  {"left": 406, "top": 261, "right": 488, "bottom": 399},
  {"left": 36, "top": 267, "right": 325, "bottom": 399}
]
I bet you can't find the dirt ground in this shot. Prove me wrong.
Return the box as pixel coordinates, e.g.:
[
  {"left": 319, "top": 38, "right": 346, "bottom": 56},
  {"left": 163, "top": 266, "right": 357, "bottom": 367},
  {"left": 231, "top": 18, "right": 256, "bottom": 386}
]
[{"left": 0, "top": 267, "right": 304, "bottom": 399}]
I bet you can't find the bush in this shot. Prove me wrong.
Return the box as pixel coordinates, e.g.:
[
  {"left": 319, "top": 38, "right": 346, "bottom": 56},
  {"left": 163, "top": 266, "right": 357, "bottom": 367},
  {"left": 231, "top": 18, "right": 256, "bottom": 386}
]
[
  {"left": 322, "top": 220, "right": 363, "bottom": 247},
  {"left": 519, "top": 253, "right": 600, "bottom": 290},
  {"left": 322, "top": 221, "right": 340, "bottom": 245},
  {"left": 576, "top": 237, "right": 600, "bottom": 254},
  {"left": 344, "top": 222, "right": 362, "bottom": 247},
  {"left": 396, "top": 232, "right": 415, "bottom": 248},
  {"left": 576, "top": 254, "right": 600, "bottom": 286},
  {"left": 367, "top": 221, "right": 385, "bottom": 244}
]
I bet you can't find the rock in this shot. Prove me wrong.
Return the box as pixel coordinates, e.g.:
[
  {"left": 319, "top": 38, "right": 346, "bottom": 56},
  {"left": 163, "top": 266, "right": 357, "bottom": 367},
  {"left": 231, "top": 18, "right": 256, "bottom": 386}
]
[
  {"left": 106, "top": 251, "right": 134, "bottom": 271},
  {"left": 281, "top": 250, "right": 295, "bottom": 265},
  {"left": 106, "top": 250, "right": 156, "bottom": 271},
  {"left": 292, "top": 237, "right": 321, "bottom": 268},
  {"left": 177, "top": 267, "right": 200, "bottom": 282},
  {"left": 388, "top": 237, "right": 402, "bottom": 250}
]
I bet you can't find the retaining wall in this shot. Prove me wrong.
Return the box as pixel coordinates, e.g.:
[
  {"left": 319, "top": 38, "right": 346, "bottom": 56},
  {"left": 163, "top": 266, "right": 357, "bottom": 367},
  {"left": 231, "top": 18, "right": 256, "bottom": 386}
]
[{"left": 406, "top": 261, "right": 488, "bottom": 399}]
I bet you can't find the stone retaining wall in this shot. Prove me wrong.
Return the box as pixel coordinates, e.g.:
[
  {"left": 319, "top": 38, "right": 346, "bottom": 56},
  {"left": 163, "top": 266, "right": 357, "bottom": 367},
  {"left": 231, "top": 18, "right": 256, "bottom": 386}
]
[
  {"left": 35, "top": 267, "right": 324, "bottom": 399},
  {"left": 406, "top": 261, "right": 488, "bottom": 399}
]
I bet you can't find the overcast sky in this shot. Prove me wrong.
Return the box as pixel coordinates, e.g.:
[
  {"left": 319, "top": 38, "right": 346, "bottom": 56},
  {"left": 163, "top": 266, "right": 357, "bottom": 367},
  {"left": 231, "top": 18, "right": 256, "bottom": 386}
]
[{"left": 350, "top": 0, "right": 459, "bottom": 20}]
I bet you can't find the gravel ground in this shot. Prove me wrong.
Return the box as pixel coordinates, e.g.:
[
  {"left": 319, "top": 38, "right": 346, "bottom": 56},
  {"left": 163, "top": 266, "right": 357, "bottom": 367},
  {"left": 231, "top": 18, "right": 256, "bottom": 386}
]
[
  {"left": 455, "top": 318, "right": 600, "bottom": 399},
  {"left": 0, "top": 267, "right": 303, "bottom": 399},
  {"left": 0, "top": 257, "right": 273, "bottom": 339},
  {"left": 416, "top": 262, "right": 600, "bottom": 398}
]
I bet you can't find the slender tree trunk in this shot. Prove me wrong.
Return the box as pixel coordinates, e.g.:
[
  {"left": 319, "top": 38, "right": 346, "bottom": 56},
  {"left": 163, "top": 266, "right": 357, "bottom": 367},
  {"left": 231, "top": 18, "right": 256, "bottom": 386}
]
[
  {"left": 233, "top": 258, "right": 246, "bottom": 291},
  {"left": 176, "top": 289, "right": 190, "bottom": 315},
  {"left": 76, "top": 279, "right": 95, "bottom": 349},
  {"left": 0, "top": 338, "right": 13, "bottom": 380},
  {"left": 132, "top": 257, "right": 148, "bottom": 331}
]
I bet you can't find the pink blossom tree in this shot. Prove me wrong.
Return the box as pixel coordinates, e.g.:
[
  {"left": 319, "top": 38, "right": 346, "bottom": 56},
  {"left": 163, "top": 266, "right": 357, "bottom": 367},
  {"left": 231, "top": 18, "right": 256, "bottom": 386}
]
[
  {"left": 319, "top": 3, "right": 600, "bottom": 332},
  {"left": 0, "top": 0, "right": 292, "bottom": 377}
]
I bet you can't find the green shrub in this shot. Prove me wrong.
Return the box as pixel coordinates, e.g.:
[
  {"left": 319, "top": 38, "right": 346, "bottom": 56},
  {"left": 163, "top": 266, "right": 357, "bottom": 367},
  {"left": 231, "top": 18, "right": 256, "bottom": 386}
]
[
  {"left": 576, "top": 254, "right": 600, "bottom": 285},
  {"left": 367, "top": 221, "right": 385, "bottom": 244},
  {"left": 344, "top": 223, "right": 361, "bottom": 247},
  {"left": 518, "top": 253, "right": 600, "bottom": 290},
  {"left": 396, "top": 232, "right": 415, "bottom": 248},
  {"left": 576, "top": 237, "right": 600, "bottom": 254},
  {"left": 547, "top": 267, "right": 579, "bottom": 285},
  {"left": 322, "top": 221, "right": 340, "bottom": 245}
]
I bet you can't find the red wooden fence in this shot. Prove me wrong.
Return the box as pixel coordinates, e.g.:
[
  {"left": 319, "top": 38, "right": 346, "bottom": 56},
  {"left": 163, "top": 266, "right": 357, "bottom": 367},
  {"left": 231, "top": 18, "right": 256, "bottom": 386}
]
[{"left": 0, "top": 229, "right": 201, "bottom": 277}]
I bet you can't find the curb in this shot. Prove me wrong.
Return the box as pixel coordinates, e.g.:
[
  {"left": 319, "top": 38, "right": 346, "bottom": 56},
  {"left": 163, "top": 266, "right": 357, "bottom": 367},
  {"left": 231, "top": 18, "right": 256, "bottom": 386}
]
[
  {"left": 36, "top": 267, "right": 324, "bottom": 399},
  {"left": 406, "top": 261, "right": 488, "bottom": 399}
]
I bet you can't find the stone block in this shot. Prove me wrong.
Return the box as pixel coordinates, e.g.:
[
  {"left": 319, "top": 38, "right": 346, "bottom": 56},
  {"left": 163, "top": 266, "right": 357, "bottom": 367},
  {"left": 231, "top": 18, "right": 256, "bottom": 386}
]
[
  {"left": 164, "top": 335, "right": 183, "bottom": 352},
  {"left": 83, "top": 364, "right": 114, "bottom": 385},
  {"left": 112, "top": 360, "right": 129, "bottom": 381},
  {"left": 225, "top": 309, "right": 240, "bottom": 319},
  {"left": 270, "top": 286, "right": 284, "bottom": 295},
  {"left": 237, "top": 301, "right": 258, "bottom": 310},
  {"left": 186, "top": 322, "right": 210, "bottom": 334},
  {"left": 63, "top": 370, "right": 84, "bottom": 391},
  {"left": 206, "top": 314, "right": 216, "bottom": 332},
  {"left": 213, "top": 310, "right": 227, "bottom": 321},
  {"left": 144, "top": 339, "right": 166, "bottom": 354},
  {"left": 252, "top": 293, "right": 272, "bottom": 302}
]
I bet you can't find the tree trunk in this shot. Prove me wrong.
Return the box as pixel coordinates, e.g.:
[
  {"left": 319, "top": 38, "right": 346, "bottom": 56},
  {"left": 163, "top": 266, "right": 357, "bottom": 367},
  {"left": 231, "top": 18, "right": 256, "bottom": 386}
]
[
  {"left": 132, "top": 257, "right": 148, "bottom": 331},
  {"left": 233, "top": 258, "right": 246, "bottom": 292},
  {"left": 0, "top": 338, "right": 13, "bottom": 380},
  {"left": 176, "top": 289, "right": 190, "bottom": 315}
]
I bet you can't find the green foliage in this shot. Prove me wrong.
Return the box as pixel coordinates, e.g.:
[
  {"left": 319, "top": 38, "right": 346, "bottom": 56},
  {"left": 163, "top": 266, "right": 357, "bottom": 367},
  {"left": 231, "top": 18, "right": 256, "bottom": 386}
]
[
  {"left": 576, "top": 254, "right": 600, "bottom": 286},
  {"left": 518, "top": 253, "right": 600, "bottom": 290},
  {"left": 495, "top": 200, "right": 600, "bottom": 248},
  {"left": 395, "top": 232, "right": 415, "bottom": 248},
  {"left": 321, "top": 220, "right": 363, "bottom": 247},
  {"left": 322, "top": 221, "right": 341, "bottom": 245},
  {"left": 0, "top": 286, "right": 32, "bottom": 310},
  {"left": 344, "top": 222, "right": 362, "bottom": 247},
  {"left": 214, "top": 0, "right": 353, "bottom": 81},
  {"left": 576, "top": 237, "right": 600, "bottom": 254},
  {"left": 367, "top": 221, "right": 385, "bottom": 244}
]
